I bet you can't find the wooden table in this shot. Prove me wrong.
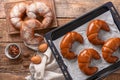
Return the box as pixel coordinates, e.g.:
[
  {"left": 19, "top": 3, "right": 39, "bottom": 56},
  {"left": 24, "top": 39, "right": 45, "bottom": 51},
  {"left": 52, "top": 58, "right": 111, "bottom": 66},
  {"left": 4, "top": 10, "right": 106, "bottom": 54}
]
[{"left": 0, "top": 0, "right": 120, "bottom": 80}]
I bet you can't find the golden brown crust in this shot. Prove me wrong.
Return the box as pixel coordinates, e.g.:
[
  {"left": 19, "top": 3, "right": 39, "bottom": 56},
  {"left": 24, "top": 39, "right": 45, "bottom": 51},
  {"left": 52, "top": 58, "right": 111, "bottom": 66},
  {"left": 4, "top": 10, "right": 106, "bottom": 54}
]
[
  {"left": 87, "top": 19, "right": 110, "bottom": 45},
  {"left": 102, "top": 37, "right": 120, "bottom": 63},
  {"left": 38, "top": 43, "right": 48, "bottom": 52},
  {"left": 60, "top": 31, "right": 83, "bottom": 59},
  {"left": 31, "top": 55, "right": 41, "bottom": 64},
  {"left": 78, "top": 48, "right": 100, "bottom": 75}
]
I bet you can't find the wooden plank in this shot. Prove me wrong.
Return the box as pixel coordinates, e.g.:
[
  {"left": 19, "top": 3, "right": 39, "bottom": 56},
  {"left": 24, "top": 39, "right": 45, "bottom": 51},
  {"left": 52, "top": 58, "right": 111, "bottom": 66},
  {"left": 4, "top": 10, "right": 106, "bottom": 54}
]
[
  {"left": 0, "top": 18, "right": 73, "bottom": 42},
  {"left": 0, "top": 42, "right": 35, "bottom": 76},
  {"left": 0, "top": 0, "right": 120, "bottom": 79},
  {"left": 55, "top": 0, "right": 120, "bottom": 18},
  {"left": 0, "top": 73, "right": 25, "bottom": 80},
  {"left": 103, "top": 73, "right": 120, "bottom": 80},
  {"left": 0, "top": 19, "right": 10, "bottom": 42},
  {"left": 57, "top": 18, "right": 74, "bottom": 26},
  {"left": 55, "top": 2, "right": 102, "bottom": 18},
  {"left": 0, "top": 19, "right": 23, "bottom": 42},
  {"left": 4, "top": 0, "right": 58, "bottom": 34},
  {"left": 1, "top": 0, "right": 120, "bottom": 19},
  {"left": 113, "top": 3, "right": 120, "bottom": 14},
  {"left": 1, "top": 0, "right": 27, "bottom": 3},
  {"left": 54, "top": 0, "right": 119, "bottom": 4},
  {"left": 0, "top": 2, "right": 6, "bottom": 18},
  {"left": 113, "top": 69, "right": 120, "bottom": 74},
  {"left": 0, "top": 0, "right": 26, "bottom": 18}
]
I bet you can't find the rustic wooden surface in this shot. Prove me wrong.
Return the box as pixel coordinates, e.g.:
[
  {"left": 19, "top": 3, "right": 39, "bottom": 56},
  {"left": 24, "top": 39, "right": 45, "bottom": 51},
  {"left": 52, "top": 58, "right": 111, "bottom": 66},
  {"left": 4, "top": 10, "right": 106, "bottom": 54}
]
[
  {"left": 5, "top": 0, "right": 57, "bottom": 34},
  {"left": 0, "top": 0, "right": 120, "bottom": 80}
]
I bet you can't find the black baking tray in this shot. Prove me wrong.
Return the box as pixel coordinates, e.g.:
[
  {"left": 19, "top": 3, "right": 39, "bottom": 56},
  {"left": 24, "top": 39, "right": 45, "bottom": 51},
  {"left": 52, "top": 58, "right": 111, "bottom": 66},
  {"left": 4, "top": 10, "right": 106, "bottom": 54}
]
[{"left": 45, "top": 2, "right": 120, "bottom": 80}]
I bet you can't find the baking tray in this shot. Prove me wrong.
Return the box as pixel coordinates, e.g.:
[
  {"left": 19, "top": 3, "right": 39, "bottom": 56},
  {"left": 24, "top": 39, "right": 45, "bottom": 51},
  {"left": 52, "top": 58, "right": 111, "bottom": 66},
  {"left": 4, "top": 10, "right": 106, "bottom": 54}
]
[{"left": 45, "top": 2, "right": 120, "bottom": 80}]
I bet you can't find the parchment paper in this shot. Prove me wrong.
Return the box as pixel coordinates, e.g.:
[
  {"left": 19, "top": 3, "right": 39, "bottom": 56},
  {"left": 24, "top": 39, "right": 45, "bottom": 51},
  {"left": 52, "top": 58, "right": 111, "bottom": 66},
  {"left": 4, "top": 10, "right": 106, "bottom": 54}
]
[{"left": 53, "top": 11, "right": 120, "bottom": 80}]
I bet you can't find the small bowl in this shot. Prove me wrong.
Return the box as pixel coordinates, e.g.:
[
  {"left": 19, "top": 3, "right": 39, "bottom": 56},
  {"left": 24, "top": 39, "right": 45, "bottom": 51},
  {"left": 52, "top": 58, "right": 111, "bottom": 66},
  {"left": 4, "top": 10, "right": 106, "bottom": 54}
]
[{"left": 5, "top": 43, "right": 21, "bottom": 59}]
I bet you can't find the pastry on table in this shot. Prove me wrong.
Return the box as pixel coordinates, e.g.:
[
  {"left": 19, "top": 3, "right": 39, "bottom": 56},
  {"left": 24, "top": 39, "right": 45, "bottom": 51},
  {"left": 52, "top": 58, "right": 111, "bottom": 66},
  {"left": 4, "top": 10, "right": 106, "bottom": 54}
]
[
  {"left": 20, "top": 19, "right": 44, "bottom": 46},
  {"left": 31, "top": 55, "right": 42, "bottom": 64},
  {"left": 9, "top": 2, "right": 28, "bottom": 30},
  {"left": 26, "top": 1, "right": 53, "bottom": 29},
  {"left": 9, "top": 1, "right": 53, "bottom": 50}
]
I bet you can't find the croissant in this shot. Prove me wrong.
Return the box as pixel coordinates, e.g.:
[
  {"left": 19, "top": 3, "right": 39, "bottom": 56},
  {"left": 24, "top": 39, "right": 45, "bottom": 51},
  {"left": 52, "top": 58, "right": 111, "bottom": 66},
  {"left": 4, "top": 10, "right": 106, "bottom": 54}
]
[
  {"left": 78, "top": 48, "right": 101, "bottom": 75},
  {"left": 102, "top": 37, "right": 120, "bottom": 63},
  {"left": 87, "top": 19, "right": 110, "bottom": 45},
  {"left": 26, "top": 2, "right": 53, "bottom": 29},
  {"left": 9, "top": 2, "right": 28, "bottom": 30},
  {"left": 20, "top": 19, "right": 44, "bottom": 45},
  {"left": 60, "top": 31, "right": 83, "bottom": 59}
]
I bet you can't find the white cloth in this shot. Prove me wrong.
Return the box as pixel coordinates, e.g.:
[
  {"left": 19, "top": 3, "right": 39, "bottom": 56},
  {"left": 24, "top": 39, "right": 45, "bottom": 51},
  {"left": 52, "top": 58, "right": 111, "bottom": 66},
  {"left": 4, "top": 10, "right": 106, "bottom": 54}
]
[{"left": 25, "top": 47, "right": 64, "bottom": 80}]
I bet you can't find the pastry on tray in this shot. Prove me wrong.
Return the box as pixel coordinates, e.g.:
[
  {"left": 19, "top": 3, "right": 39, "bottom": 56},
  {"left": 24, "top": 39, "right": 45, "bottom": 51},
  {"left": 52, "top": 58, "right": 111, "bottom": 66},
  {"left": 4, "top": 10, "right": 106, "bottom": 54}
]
[
  {"left": 102, "top": 37, "right": 120, "bottom": 63},
  {"left": 78, "top": 48, "right": 101, "bottom": 75},
  {"left": 60, "top": 31, "right": 83, "bottom": 59},
  {"left": 87, "top": 19, "right": 110, "bottom": 45}
]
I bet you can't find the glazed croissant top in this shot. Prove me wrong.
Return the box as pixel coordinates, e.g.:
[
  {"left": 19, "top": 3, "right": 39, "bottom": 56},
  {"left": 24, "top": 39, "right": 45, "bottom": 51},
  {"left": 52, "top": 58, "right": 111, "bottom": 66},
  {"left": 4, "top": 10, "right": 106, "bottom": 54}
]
[
  {"left": 87, "top": 19, "right": 110, "bottom": 45},
  {"left": 60, "top": 31, "right": 83, "bottom": 59}
]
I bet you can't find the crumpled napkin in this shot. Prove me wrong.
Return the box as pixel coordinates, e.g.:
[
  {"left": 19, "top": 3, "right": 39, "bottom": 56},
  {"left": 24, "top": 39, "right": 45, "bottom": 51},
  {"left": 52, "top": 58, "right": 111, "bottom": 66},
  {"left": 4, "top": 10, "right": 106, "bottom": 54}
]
[{"left": 25, "top": 47, "right": 64, "bottom": 80}]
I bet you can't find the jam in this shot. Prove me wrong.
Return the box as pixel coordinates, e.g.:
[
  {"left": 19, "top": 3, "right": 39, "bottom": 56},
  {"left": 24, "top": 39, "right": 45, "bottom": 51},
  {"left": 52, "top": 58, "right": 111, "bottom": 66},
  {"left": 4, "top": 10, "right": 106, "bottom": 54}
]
[{"left": 8, "top": 45, "right": 19, "bottom": 57}]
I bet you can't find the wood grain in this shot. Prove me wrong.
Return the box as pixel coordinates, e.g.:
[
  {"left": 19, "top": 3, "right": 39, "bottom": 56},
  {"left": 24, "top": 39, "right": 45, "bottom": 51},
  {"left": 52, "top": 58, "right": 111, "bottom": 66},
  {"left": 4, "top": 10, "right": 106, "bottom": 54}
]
[
  {"left": 55, "top": 0, "right": 120, "bottom": 18},
  {"left": 103, "top": 73, "right": 120, "bottom": 80},
  {"left": 0, "top": 73, "right": 25, "bottom": 80},
  {"left": 0, "top": 19, "right": 22, "bottom": 42},
  {"left": 0, "top": 0, "right": 120, "bottom": 80},
  {"left": 4, "top": 0, "right": 57, "bottom": 34},
  {"left": 0, "top": 18, "right": 71, "bottom": 42},
  {"left": 0, "top": 0, "right": 26, "bottom": 19},
  {"left": 0, "top": 42, "right": 35, "bottom": 76}
]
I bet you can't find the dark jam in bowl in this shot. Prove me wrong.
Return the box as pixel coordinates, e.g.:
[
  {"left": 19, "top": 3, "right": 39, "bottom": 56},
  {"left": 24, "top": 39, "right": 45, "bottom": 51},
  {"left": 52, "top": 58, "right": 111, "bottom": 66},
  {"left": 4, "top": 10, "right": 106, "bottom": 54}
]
[{"left": 8, "top": 45, "right": 19, "bottom": 57}]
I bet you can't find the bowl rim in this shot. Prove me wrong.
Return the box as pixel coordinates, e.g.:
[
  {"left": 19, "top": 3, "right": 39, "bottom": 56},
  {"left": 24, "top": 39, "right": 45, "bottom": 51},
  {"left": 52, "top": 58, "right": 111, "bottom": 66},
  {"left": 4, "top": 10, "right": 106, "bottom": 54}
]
[{"left": 5, "top": 43, "right": 21, "bottom": 59}]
